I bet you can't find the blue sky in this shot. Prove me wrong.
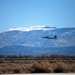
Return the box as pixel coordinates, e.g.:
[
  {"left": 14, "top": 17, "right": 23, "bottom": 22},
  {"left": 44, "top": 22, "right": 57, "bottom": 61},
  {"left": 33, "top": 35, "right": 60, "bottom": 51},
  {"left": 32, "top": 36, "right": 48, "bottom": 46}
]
[{"left": 0, "top": 0, "right": 75, "bottom": 32}]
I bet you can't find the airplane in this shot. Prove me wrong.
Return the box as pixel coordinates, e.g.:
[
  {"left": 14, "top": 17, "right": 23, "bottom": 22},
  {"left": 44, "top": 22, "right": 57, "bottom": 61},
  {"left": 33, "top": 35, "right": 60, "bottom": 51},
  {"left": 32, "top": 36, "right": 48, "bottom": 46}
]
[{"left": 42, "top": 35, "right": 57, "bottom": 39}]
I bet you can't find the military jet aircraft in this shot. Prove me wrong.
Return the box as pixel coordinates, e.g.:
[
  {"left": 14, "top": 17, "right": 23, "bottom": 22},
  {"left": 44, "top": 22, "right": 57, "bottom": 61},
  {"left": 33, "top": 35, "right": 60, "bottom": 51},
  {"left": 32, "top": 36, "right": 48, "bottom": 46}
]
[{"left": 42, "top": 35, "right": 57, "bottom": 39}]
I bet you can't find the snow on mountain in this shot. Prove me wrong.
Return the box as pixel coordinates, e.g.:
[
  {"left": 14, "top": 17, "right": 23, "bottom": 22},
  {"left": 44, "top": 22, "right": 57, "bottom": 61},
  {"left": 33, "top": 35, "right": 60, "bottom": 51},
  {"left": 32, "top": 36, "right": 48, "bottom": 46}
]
[
  {"left": 0, "top": 26, "right": 75, "bottom": 48},
  {"left": 8, "top": 26, "right": 56, "bottom": 31}
]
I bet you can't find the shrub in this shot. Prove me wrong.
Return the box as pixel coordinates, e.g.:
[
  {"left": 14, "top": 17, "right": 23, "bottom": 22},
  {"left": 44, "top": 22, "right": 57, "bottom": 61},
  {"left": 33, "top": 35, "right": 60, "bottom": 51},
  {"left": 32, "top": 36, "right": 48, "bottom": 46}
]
[
  {"left": 0, "top": 67, "right": 11, "bottom": 74},
  {"left": 31, "top": 61, "right": 53, "bottom": 73},
  {"left": 69, "top": 64, "right": 75, "bottom": 72},
  {"left": 54, "top": 61, "right": 69, "bottom": 73},
  {"left": 12, "top": 64, "right": 28, "bottom": 73}
]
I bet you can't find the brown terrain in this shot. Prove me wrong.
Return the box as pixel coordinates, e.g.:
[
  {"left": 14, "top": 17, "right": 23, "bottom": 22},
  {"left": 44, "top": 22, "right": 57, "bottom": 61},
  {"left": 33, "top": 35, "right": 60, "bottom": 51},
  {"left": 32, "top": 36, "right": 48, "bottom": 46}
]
[{"left": 0, "top": 55, "right": 75, "bottom": 74}]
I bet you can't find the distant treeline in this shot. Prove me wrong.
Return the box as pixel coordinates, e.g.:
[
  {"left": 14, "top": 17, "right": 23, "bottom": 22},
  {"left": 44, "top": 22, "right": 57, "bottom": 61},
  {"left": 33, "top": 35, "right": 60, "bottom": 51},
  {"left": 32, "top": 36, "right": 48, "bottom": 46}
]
[{"left": 0, "top": 54, "right": 75, "bottom": 58}]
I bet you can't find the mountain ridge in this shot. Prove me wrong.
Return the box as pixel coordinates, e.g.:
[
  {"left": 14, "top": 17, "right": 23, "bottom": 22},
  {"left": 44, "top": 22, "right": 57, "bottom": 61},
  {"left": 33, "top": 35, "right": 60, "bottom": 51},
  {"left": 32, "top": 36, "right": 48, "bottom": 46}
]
[{"left": 0, "top": 45, "right": 75, "bottom": 56}]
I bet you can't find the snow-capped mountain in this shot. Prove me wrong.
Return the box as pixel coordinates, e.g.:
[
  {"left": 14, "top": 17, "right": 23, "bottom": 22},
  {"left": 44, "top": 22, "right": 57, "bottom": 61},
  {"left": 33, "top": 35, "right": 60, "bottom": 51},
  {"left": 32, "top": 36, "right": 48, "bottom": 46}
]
[{"left": 0, "top": 26, "right": 75, "bottom": 48}]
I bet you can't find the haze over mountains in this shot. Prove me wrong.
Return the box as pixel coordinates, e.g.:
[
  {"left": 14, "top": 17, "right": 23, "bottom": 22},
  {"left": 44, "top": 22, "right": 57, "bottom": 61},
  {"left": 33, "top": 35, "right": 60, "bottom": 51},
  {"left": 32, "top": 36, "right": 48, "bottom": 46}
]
[{"left": 0, "top": 26, "right": 75, "bottom": 56}]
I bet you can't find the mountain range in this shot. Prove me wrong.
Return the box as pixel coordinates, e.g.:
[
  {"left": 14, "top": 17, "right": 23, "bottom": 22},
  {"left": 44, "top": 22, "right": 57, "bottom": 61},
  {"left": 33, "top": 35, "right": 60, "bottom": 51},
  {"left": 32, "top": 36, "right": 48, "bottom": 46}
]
[{"left": 0, "top": 26, "right": 75, "bottom": 56}]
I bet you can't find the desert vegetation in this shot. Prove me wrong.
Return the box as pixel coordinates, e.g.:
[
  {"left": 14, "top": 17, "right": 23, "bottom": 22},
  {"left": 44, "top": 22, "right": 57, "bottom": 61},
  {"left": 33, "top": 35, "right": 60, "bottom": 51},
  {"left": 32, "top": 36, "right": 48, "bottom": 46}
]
[{"left": 0, "top": 54, "right": 75, "bottom": 74}]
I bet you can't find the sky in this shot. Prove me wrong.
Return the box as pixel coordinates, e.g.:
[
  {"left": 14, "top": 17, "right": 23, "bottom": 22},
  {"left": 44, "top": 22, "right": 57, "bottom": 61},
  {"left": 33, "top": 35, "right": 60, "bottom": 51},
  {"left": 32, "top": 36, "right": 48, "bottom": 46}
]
[{"left": 0, "top": 0, "right": 75, "bottom": 32}]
